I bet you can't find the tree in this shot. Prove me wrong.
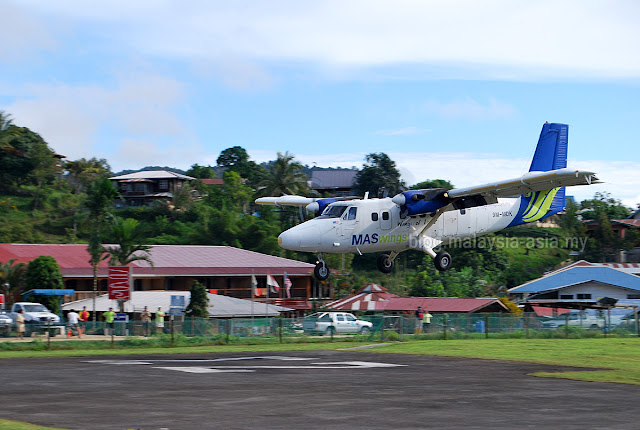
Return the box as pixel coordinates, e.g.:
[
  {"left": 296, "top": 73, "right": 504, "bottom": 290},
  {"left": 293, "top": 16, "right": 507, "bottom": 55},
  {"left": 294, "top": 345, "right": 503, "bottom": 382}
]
[
  {"left": 580, "top": 192, "right": 631, "bottom": 220},
  {"left": 258, "top": 152, "right": 309, "bottom": 196},
  {"left": 217, "top": 146, "right": 267, "bottom": 187},
  {"left": 64, "top": 157, "right": 111, "bottom": 193},
  {"left": 185, "top": 163, "right": 216, "bottom": 179},
  {"left": 0, "top": 258, "right": 27, "bottom": 306},
  {"left": 85, "top": 178, "right": 119, "bottom": 318},
  {"left": 104, "top": 217, "right": 153, "bottom": 267},
  {"left": 185, "top": 281, "right": 209, "bottom": 318},
  {"left": 24, "top": 256, "right": 64, "bottom": 313},
  {"left": 353, "top": 152, "right": 405, "bottom": 198},
  {"left": 410, "top": 179, "right": 454, "bottom": 190}
]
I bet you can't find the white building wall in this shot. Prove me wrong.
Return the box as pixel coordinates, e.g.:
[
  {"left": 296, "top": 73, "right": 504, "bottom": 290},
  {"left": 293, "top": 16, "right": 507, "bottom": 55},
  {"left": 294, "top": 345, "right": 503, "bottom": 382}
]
[{"left": 559, "top": 282, "right": 632, "bottom": 300}]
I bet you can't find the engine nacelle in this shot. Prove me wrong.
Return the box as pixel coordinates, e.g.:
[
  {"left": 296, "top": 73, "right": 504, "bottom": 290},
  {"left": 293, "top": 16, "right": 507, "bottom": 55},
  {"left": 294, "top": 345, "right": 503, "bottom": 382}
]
[
  {"left": 305, "top": 198, "right": 336, "bottom": 216},
  {"left": 391, "top": 188, "right": 450, "bottom": 216}
]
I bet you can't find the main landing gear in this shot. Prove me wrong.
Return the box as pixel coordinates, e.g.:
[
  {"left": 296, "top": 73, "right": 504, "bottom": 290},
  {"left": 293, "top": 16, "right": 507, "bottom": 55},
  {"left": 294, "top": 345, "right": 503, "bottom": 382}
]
[
  {"left": 376, "top": 251, "right": 398, "bottom": 274},
  {"left": 434, "top": 250, "right": 452, "bottom": 272}
]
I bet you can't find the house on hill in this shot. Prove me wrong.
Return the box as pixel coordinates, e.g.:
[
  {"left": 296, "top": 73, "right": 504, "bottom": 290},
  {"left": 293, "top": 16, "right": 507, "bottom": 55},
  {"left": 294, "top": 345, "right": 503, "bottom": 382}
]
[
  {"left": 110, "top": 170, "right": 196, "bottom": 207},
  {"left": 310, "top": 169, "right": 358, "bottom": 197}
]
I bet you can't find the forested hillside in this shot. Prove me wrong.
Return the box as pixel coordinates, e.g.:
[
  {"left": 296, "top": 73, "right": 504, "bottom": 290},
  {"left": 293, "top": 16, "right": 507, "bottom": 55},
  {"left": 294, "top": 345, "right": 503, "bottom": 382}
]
[{"left": 1, "top": 111, "right": 637, "bottom": 298}]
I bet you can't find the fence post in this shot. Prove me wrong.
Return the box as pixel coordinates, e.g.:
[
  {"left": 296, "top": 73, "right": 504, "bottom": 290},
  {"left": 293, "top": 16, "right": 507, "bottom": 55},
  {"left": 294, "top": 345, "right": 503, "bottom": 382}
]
[
  {"left": 565, "top": 314, "right": 569, "bottom": 338},
  {"left": 170, "top": 315, "right": 175, "bottom": 346},
  {"left": 484, "top": 315, "right": 489, "bottom": 339},
  {"left": 47, "top": 319, "right": 51, "bottom": 350},
  {"left": 279, "top": 318, "right": 283, "bottom": 344},
  {"left": 225, "top": 319, "right": 231, "bottom": 343},
  {"left": 443, "top": 314, "right": 448, "bottom": 340}
]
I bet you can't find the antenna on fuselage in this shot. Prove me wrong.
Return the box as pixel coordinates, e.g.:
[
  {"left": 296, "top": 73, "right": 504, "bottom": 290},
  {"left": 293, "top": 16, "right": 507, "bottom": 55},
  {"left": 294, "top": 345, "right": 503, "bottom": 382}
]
[{"left": 364, "top": 192, "right": 369, "bottom": 200}]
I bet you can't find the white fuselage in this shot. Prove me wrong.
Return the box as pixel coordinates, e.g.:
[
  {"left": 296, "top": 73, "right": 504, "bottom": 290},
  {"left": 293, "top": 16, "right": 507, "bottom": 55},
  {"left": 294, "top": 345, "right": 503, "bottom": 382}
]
[{"left": 277, "top": 197, "right": 522, "bottom": 254}]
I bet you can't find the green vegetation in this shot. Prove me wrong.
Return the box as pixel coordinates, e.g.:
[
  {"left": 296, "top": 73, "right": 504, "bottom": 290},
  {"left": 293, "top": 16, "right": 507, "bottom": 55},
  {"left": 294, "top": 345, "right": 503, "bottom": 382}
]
[
  {"left": 0, "top": 110, "right": 637, "bottom": 302},
  {"left": 0, "top": 419, "right": 64, "bottom": 430},
  {"left": 372, "top": 338, "right": 640, "bottom": 385}
]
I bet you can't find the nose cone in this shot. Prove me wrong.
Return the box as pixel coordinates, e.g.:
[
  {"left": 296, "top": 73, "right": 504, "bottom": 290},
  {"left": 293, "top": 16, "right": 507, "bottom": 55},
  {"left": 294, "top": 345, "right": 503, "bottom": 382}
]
[
  {"left": 278, "top": 222, "right": 324, "bottom": 251},
  {"left": 278, "top": 229, "right": 302, "bottom": 250}
]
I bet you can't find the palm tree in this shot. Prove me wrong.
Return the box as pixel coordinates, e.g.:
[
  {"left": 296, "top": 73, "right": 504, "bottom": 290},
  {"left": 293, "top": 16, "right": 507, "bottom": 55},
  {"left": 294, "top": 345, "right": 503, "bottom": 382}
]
[
  {"left": 85, "top": 178, "right": 119, "bottom": 320},
  {"left": 258, "top": 152, "right": 310, "bottom": 196},
  {"left": 103, "top": 217, "right": 153, "bottom": 312},
  {"left": 0, "top": 258, "right": 26, "bottom": 306},
  {"left": 104, "top": 217, "right": 153, "bottom": 266}
]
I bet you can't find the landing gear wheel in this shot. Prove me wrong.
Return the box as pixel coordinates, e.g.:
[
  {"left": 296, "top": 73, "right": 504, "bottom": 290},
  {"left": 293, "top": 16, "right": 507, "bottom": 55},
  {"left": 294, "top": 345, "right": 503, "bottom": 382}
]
[
  {"left": 377, "top": 254, "right": 394, "bottom": 274},
  {"left": 314, "top": 261, "right": 330, "bottom": 280},
  {"left": 434, "top": 251, "right": 452, "bottom": 272}
]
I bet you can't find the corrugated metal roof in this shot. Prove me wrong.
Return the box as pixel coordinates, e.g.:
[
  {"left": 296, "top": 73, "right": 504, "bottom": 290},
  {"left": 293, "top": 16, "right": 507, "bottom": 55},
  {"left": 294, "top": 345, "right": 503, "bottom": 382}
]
[
  {"left": 310, "top": 170, "right": 357, "bottom": 189},
  {"left": 110, "top": 170, "right": 195, "bottom": 181},
  {"left": 326, "top": 291, "right": 508, "bottom": 313},
  {"left": 61, "top": 291, "right": 291, "bottom": 317},
  {"left": 0, "top": 244, "right": 314, "bottom": 277},
  {"left": 508, "top": 266, "right": 640, "bottom": 294}
]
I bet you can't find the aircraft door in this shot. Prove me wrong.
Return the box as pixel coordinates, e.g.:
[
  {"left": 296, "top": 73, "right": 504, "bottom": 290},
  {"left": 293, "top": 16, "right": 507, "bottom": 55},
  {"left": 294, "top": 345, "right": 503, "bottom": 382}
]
[
  {"left": 458, "top": 209, "right": 473, "bottom": 238},
  {"left": 443, "top": 212, "right": 458, "bottom": 238},
  {"left": 380, "top": 210, "right": 392, "bottom": 230},
  {"left": 340, "top": 206, "right": 358, "bottom": 237}
]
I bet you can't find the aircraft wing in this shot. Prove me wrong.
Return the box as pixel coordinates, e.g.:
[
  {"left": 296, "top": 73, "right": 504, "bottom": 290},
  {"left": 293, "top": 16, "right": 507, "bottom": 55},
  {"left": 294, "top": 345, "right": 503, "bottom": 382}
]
[{"left": 447, "top": 168, "right": 599, "bottom": 199}]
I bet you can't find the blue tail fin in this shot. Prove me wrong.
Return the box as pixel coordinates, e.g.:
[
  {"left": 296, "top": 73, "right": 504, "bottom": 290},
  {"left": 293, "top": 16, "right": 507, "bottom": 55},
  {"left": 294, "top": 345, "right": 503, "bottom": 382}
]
[
  {"left": 529, "top": 122, "right": 568, "bottom": 172},
  {"left": 509, "top": 123, "right": 567, "bottom": 227}
]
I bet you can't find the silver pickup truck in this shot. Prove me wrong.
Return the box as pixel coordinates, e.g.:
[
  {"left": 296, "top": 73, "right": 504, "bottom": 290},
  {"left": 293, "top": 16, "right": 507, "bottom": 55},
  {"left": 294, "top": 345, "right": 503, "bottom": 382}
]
[{"left": 303, "top": 312, "right": 373, "bottom": 335}]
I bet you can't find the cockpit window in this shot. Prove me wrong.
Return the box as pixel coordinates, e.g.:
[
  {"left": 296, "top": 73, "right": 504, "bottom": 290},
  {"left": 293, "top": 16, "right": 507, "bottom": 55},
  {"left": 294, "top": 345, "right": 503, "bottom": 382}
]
[
  {"left": 318, "top": 204, "right": 348, "bottom": 219},
  {"left": 344, "top": 207, "right": 357, "bottom": 220}
]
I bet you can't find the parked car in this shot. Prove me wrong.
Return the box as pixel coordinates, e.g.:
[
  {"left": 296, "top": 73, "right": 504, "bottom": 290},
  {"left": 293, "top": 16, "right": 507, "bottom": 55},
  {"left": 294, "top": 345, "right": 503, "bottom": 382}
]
[
  {"left": 541, "top": 310, "right": 623, "bottom": 330},
  {"left": 303, "top": 312, "right": 373, "bottom": 335},
  {"left": 7, "top": 302, "right": 62, "bottom": 337},
  {"left": 0, "top": 312, "right": 12, "bottom": 337}
]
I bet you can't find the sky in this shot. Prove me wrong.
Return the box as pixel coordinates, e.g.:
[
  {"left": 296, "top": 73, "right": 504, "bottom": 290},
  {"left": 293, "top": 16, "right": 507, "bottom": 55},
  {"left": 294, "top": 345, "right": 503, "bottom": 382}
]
[{"left": 1, "top": 0, "right": 639, "bottom": 208}]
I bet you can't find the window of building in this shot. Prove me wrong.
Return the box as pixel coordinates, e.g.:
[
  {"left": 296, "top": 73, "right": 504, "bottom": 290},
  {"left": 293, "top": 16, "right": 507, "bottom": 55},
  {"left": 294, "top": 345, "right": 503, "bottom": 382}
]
[
  {"left": 560, "top": 294, "right": 574, "bottom": 299},
  {"left": 627, "top": 294, "right": 640, "bottom": 299},
  {"left": 577, "top": 294, "right": 592, "bottom": 299},
  {"left": 159, "top": 179, "right": 169, "bottom": 190}
]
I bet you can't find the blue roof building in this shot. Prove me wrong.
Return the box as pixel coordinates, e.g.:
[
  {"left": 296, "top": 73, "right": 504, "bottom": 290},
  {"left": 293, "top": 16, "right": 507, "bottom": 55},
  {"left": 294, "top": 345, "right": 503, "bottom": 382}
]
[{"left": 509, "top": 261, "right": 640, "bottom": 307}]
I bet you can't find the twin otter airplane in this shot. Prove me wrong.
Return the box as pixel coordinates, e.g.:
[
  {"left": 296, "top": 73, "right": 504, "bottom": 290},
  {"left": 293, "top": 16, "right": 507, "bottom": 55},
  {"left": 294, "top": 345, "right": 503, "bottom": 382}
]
[{"left": 256, "top": 123, "right": 599, "bottom": 280}]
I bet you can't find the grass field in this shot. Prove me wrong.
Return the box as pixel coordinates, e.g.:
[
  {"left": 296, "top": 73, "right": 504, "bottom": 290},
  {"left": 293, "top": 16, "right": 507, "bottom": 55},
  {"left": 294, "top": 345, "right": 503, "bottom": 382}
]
[{"left": 370, "top": 337, "right": 640, "bottom": 385}]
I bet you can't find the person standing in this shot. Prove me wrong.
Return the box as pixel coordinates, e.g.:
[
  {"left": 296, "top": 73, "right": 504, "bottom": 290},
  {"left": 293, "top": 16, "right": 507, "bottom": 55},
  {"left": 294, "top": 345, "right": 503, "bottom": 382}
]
[
  {"left": 155, "top": 307, "right": 165, "bottom": 335},
  {"left": 78, "top": 306, "right": 90, "bottom": 336},
  {"left": 67, "top": 309, "right": 81, "bottom": 338},
  {"left": 415, "top": 306, "right": 425, "bottom": 334},
  {"left": 422, "top": 309, "right": 433, "bottom": 333},
  {"left": 141, "top": 306, "right": 152, "bottom": 337},
  {"left": 15, "top": 309, "right": 26, "bottom": 340},
  {"left": 103, "top": 307, "right": 115, "bottom": 336}
]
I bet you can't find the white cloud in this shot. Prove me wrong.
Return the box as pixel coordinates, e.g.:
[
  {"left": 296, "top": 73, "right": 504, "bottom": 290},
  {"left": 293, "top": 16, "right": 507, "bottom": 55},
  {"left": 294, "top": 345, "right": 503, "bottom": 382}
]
[
  {"left": 5, "top": 74, "right": 189, "bottom": 161},
  {"left": 8, "top": 0, "right": 640, "bottom": 81}
]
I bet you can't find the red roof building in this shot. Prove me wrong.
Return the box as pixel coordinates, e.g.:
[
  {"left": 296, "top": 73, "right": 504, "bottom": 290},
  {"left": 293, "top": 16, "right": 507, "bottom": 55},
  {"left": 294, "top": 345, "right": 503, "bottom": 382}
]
[
  {"left": 0, "top": 244, "right": 315, "bottom": 309},
  {"left": 325, "top": 284, "right": 510, "bottom": 313}
]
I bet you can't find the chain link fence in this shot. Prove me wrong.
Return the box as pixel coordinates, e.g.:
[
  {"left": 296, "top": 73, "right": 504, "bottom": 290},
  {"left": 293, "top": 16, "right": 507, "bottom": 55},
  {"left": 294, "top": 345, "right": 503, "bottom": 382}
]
[{"left": 4, "top": 311, "right": 639, "bottom": 343}]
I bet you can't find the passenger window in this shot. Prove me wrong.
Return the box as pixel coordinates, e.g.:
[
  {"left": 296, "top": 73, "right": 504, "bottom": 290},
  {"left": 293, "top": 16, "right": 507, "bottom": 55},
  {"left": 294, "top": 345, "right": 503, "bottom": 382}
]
[
  {"left": 346, "top": 315, "right": 356, "bottom": 321},
  {"left": 336, "top": 315, "right": 345, "bottom": 321},
  {"left": 382, "top": 211, "right": 390, "bottom": 221},
  {"left": 371, "top": 213, "right": 378, "bottom": 221}
]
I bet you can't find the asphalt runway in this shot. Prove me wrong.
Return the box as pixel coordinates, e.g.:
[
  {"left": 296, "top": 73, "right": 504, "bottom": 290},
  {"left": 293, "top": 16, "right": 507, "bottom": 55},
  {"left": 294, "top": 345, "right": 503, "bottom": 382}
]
[{"left": 1, "top": 349, "right": 638, "bottom": 430}]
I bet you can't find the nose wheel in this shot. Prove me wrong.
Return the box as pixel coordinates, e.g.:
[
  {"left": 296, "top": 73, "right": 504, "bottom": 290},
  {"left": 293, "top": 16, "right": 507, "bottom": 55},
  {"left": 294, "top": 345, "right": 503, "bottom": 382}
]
[{"left": 314, "top": 255, "right": 330, "bottom": 280}]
